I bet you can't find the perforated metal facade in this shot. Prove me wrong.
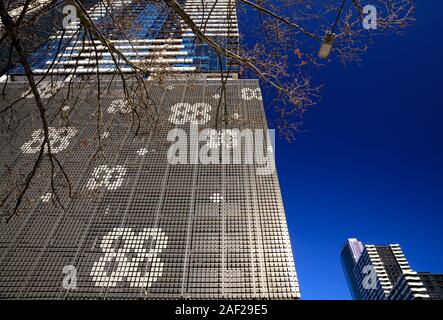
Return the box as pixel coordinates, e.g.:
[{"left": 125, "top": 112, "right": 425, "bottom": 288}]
[{"left": 0, "top": 79, "right": 300, "bottom": 299}]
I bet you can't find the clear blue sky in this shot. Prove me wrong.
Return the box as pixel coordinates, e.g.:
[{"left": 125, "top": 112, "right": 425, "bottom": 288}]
[{"left": 262, "top": 1, "right": 443, "bottom": 299}]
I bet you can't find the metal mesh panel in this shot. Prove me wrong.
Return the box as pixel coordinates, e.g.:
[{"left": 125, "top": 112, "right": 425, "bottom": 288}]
[{"left": 0, "top": 79, "right": 299, "bottom": 299}]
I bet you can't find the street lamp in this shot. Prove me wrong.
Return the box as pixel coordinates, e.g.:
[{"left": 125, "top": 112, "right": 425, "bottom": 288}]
[
  {"left": 318, "top": 32, "right": 336, "bottom": 59},
  {"left": 318, "top": 0, "right": 347, "bottom": 59}
]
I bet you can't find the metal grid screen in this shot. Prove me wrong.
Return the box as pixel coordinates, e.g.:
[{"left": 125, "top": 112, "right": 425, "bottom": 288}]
[{"left": 0, "top": 79, "right": 299, "bottom": 299}]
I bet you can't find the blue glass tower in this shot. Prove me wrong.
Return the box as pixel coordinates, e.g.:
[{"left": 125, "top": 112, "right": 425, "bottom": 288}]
[
  {"left": 340, "top": 238, "right": 364, "bottom": 299},
  {"left": 10, "top": 0, "right": 239, "bottom": 75}
]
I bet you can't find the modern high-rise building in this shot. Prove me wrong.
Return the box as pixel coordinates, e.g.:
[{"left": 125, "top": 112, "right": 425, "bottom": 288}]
[
  {"left": 8, "top": 0, "right": 239, "bottom": 76},
  {"left": 0, "top": 0, "right": 300, "bottom": 299},
  {"left": 341, "top": 238, "right": 413, "bottom": 300},
  {"left": 340, "top": 238, "right": 364, "bottom": 299},
  {"left": 387, "top": 272, "right": 443, "bottom": 300},
  {"left": 341, "top": 238, "right": 443, "bottom": 300}
]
